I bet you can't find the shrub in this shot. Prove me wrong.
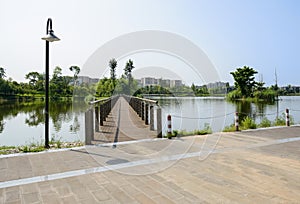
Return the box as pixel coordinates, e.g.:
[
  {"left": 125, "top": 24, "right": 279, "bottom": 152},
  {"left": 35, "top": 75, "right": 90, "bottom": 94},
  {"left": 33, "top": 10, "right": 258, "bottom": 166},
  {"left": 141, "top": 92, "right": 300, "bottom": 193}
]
[
  {"left": 227, "top": 90, "right": 242, "bottom": 101},
  {"left": 222, "top": 124, "right": 236, "bottom": 132},
  {"left": 273, "top": 113, "right": 294, "bottom": 126},
  {"left": 258, "top": 117, "right": 271, "bottom": 128},
  {"left": 253, "top": 89, "right": 276, "bottom": 102},
  {"left": 241, "top": 116, "right": 257, "bottom": 129}
]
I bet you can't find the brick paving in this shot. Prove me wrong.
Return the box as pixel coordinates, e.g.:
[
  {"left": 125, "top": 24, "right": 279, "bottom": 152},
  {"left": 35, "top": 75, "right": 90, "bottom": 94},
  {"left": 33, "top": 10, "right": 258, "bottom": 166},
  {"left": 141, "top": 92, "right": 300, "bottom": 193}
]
[{"left": 0, "top": 125, "right": 300, "bottom": 203}]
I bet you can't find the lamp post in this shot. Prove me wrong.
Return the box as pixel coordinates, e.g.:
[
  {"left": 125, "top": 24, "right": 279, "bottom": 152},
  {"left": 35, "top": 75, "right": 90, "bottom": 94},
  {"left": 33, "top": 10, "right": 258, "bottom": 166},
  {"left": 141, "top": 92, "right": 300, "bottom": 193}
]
[{"left": 41, "top": 18, "right": 60, "bottom": 148}]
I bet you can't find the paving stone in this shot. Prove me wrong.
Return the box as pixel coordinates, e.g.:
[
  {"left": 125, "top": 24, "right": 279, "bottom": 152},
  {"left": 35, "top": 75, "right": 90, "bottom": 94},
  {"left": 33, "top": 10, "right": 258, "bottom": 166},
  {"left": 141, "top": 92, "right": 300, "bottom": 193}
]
[
  {"left": 0, "top": 127, "right": 299, "bottom": 203},
  {"left": 22, "top": 192, "right": 41, "bottom": 203},
  {"left": 110, "top": 190, "right": 135, "bottom": 203},
  {"left": 41, "top": 194, "right": 61, "bottom": 204},
  {"left": 152, "top": 195, "right": 176, "bottom": 204},
  {"left": 60, "top": 195, "right": 77, "bottom": 204},
  {"left": 92, "top": 188, "right": 111, "bottom": 201},
  {"left": 133, "top": 193, "right": 156, "bottom": 204},
  {"left": 5, "top": 190, "right": 20, "bottom": 203}
]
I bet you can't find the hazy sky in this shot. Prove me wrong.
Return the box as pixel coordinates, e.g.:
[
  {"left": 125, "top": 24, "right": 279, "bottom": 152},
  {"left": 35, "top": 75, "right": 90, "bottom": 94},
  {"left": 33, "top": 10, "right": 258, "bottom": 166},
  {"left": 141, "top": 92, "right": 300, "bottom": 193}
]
[{"left": 0, "top": 0, "right": 299, "bottom": 86}]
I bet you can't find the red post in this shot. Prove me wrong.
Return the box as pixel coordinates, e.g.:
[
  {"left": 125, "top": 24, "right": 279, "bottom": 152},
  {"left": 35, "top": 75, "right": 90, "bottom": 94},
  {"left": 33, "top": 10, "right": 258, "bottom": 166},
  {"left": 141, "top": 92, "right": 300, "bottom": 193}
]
[
  {"left": 286, "top": 109, "right": 290, "bottom": 126},
  {"left": 235, "top": 112, "right": 239, "bottom": 131},
  {"left": 167, "top": 115, "right": 172, "bottom": 139}
]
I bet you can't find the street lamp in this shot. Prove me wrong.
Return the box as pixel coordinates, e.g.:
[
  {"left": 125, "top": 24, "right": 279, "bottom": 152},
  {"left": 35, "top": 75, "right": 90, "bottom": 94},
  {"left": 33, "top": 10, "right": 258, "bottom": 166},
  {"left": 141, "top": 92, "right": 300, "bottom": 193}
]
[{"left": 41, "top": 18, "right": 60, "bottom": 148}]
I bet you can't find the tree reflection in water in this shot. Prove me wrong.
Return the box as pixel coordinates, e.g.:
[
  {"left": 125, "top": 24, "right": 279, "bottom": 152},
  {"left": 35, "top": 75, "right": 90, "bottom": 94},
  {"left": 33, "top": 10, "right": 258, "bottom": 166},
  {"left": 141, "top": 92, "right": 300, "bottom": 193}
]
[{"left": 0, "top": 99, "right": 88, "bottom": 134}]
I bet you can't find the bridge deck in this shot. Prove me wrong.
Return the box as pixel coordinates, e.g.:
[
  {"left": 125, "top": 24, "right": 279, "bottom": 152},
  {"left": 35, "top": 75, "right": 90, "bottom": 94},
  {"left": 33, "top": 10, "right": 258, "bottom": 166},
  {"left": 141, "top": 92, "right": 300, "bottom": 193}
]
[{"left": 92, "top": 96, "right": 157, "bottom": 144}]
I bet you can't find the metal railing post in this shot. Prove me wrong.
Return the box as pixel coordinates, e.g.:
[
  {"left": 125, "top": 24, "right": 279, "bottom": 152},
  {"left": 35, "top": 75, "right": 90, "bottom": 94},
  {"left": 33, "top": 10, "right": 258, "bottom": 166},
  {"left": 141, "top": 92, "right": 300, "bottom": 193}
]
[
  {"left": 150, "top": 105, "right": 154, "bottom": 130},
  {"left": 85, "top": 108, "right": 94, "bottom": 145},
  {"left": 157, "top": 107, "right": 162, "bottom": 138},
  {"left": 95, "top": 106, "right": 99, "bottom": 132},
  {"left": 145, "top": 103, "right": 149, "bottom": 125}
]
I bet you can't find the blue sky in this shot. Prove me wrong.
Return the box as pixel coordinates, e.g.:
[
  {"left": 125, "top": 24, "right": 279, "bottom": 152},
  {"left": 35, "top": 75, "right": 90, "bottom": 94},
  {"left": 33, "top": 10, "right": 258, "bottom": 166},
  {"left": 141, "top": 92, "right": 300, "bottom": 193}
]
[{"left": 0, "top": 0, "right": 299, "bottom": 86}]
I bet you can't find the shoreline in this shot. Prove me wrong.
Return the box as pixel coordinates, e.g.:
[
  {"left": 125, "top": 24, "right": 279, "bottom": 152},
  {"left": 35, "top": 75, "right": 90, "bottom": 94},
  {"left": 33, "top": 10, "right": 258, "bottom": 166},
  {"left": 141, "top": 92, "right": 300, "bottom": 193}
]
[{"left": 1, "top": 125, "right": 299, "bottom": 157}]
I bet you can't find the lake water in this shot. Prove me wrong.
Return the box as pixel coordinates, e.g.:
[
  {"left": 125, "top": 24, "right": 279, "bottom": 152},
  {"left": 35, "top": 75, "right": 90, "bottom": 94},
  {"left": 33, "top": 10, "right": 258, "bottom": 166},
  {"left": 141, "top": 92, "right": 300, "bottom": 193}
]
[{"left": 0, "top": 96, "right": 300, "bottom": 146}]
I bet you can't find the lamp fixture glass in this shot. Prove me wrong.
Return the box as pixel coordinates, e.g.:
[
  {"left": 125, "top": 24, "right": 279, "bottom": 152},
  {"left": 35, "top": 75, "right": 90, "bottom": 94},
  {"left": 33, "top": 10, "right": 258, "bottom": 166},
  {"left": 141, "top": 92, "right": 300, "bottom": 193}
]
[{"left": 41, "top": 30, "right": 60, "bottom": 42}]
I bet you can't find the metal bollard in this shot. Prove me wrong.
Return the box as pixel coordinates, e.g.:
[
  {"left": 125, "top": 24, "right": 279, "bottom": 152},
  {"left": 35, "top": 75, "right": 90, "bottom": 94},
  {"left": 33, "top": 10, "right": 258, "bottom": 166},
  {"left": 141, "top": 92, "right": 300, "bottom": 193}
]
[
  {"left": 286, "top": 108, "right": 290, "bottom": 126},
  {"left": 235, "top": 112, "right": 239, "bottom": 131}
]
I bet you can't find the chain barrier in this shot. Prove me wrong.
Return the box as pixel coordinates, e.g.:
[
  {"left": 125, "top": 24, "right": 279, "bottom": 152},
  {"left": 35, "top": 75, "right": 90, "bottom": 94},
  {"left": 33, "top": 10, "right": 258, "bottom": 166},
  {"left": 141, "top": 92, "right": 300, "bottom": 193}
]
[
  {"left": 171, "top": 109, "right": 291, "bottom": 120},
  {"left": 172, "top": 112, "right": 235, "bottom": 120}
]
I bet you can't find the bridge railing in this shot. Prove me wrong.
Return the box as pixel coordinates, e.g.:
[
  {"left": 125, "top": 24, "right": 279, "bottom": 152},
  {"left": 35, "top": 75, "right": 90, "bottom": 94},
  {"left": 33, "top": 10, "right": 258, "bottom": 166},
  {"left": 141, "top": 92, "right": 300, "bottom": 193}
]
[
  {"left": 85, "top": 95, "right": 119, "bottom": 144},
  {"left": 122, "top": 94, "right": 162, "bottom": 138}
]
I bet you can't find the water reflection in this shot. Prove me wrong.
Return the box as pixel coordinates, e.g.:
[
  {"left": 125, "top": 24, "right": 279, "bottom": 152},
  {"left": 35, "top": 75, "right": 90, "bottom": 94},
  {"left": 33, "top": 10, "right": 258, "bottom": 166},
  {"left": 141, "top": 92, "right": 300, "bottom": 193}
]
[
  {"left": 0, "top": 99, "right": 88, "bottom": 146},
  {"left": 0, "top": 96, "right": 299, "bottom": 146},
  {"left": 230, "top": 100, "right": 277, "bottom": 123}
]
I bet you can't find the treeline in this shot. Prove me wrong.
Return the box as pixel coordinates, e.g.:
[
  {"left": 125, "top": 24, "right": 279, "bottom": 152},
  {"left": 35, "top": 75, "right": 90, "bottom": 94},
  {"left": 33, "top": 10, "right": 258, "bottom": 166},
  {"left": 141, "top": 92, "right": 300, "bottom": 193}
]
[
  {"left": 95, "top": 58, "right": 196, "bottom": 97},
  {"left": 0, "top": 66, "right": 94, "bottom": 100}
]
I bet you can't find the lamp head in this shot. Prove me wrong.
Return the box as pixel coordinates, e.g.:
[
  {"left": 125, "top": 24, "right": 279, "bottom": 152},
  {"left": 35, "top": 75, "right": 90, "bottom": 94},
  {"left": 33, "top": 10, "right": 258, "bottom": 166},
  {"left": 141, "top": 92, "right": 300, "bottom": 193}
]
[{"left": 41, "top": 30, "right": 60, "bottom": 42}]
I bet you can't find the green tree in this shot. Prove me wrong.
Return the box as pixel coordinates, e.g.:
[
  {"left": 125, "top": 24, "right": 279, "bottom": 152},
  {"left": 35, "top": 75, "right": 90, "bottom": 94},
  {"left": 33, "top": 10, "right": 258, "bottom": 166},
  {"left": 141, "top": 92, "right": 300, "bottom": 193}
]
[
  {"left": 109, "top": 58, "right": 117, "bottom": 81},
  {"left": 25, "top": 72, "right": 41, "bottom": 87},
  {"left": 96, "top": 78, "right": 115, "bottom": 97},
  {"left": 124, "top": 59, "right": 135, "bottom": 94},
  {"left": 230, "top": 66, "right": 258, "bottom": 97},
  {"left": 53, "top": 66, "right": 62, "bottom": 79},
  {"left": 69, "top": 65, "right": 80, "bottom": 85},
  {"left": 0, "top": 67, "right": 6, "bottom": 79},
  {"left": 50, "top": 66, "right": 73, "bottom": 98}
]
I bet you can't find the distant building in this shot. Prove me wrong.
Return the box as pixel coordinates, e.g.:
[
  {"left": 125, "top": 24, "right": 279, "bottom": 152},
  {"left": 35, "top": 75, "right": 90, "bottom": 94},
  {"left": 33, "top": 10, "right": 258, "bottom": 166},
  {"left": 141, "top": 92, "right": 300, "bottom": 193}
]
[
  {"left": 77, "top": 76, "right": 99, "bottom": 85},
  {"left": 206, "top": 81, "right": 228, "bottom": 89},
  {"left": 139, "top": 77, "right": 182, "bottom": 88},
  {"left": 170, "top": 80, "right": 182, "bottom": 88},
  {"left": 141, "top": 77, "right": 158, "bottom": 87}
]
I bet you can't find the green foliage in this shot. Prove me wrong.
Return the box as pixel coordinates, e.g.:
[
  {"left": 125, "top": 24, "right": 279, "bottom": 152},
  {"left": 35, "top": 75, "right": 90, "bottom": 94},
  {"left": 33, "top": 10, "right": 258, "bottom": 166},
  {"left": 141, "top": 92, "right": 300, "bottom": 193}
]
[
  {"left": 50, "top": 135, "right": 62, "bottom": 148},
  {"left": 170, "top": 124, "right": 212, "bottom": 137},
  {"left": 241, "top": 116, "right": 257, "bottom": 129},
  {"left": 109, "top": 58, "right": 117, "bottom": 81},
  {"left": 227, "top": 89, "right": 243, "bottom": 100},
  {"left": 222, "top": 124, "right": 236, "bottom": 132},
  {"left": 258, "top": 117, "right": 271, "bottom": 128},
  {"left": 191, "top": 84, "right": 209, "bottom": 96},
  {"left": 0, "top": 67, "right": 6, "bottom": 79},
  {"left": 0, "top": 65, "right": 81, "bottom": 99},
  {"left": 223, "top": 113, "right": 295, "bottom": 132},
  {"left": 124, "top": 59, "right": 135, "bottom": 95},
  {"left": 253, "top": 89, "right": 276, "bottom": 102},
  {"left": 230, "top": 66, "right": 257, "bottom": 97},
  {"left": 96, "top": 78, "right": 115, "bottom": 97},
  {"left": 18, "top": 144, "right": 45, "bottom": 153},
  {"left": 273, "top": 113, "right": 294, "bottom": 126},
  {"left": 69, "top": 65, "right": 80, "bottom": 84}
]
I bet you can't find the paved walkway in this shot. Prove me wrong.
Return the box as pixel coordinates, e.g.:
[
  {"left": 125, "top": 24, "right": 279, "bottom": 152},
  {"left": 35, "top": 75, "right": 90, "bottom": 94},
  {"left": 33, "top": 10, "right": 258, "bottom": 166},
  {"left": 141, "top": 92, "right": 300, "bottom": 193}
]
[
  {"left": 92, "top": 97, "right": 157, "bottom": 144},
  {"left": 0, "top": 126, "right": 300, "bottom": 203}
]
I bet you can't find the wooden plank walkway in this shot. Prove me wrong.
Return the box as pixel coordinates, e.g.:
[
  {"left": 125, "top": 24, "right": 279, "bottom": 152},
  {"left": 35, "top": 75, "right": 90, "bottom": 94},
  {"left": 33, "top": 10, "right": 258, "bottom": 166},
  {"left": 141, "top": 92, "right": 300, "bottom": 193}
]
[{"left": 92, "top": 96, "right": 157, "bottom": 144}]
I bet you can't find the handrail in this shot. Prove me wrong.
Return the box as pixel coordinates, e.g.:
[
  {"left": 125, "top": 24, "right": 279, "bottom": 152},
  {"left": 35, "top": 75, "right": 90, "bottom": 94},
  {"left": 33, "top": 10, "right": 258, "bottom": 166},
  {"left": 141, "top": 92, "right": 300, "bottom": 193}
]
[
  {"left": 123, "top": 94, "right": 158, "bottom": 105},
  {"left": 89, "top": 95, "right": 119, "bottom": 105},
  {"left": 88, "top": 98, "right": 109, "bottom": 105}
]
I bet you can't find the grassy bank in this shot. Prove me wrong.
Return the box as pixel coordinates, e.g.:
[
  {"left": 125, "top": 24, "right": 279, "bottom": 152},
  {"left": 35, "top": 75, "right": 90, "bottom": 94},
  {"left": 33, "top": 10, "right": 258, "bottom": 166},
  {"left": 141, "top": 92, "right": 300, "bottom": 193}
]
[
  {"left": 165, "top": 124, "right": 212, "bottom": 139},
  {"left": 223, "top": 114, "right": 294, "bottom": 132},
  {"left": 0, "top": 138, "right": 84, "bottom": 155}
]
